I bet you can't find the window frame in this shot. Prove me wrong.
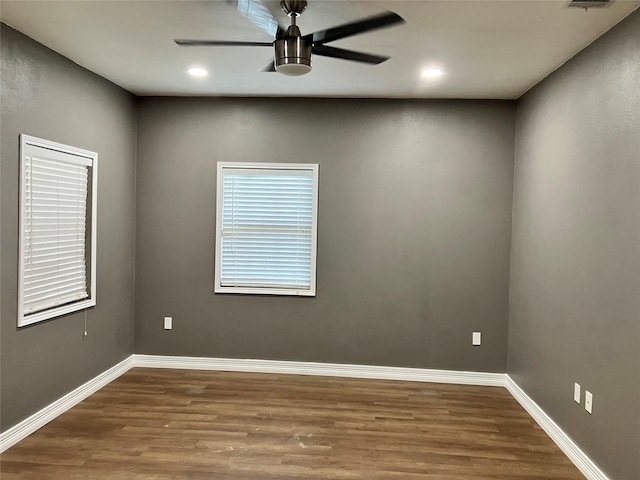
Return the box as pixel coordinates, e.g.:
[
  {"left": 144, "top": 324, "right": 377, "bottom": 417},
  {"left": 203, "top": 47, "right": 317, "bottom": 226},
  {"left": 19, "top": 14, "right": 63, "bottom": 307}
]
[
  {"left": 214, "top": 162, "right": 319, "bottom": 297},
  {"left": 18, "top": 135, "right": 98, "bottom": 327}
]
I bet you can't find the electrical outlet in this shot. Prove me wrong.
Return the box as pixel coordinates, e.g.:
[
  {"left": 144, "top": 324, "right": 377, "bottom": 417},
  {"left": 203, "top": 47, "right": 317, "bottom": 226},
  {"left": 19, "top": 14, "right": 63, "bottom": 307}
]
[
  {"left": 574, "top": 383, "right": 581, "bottom": 404},
  {"left": 585, "top": 391, "right": 593, "bottom": 414},
  {"left": 164, "top": 316, "right": 172, "bottom": 330},
  {"left": 472, "top": 332, "right": 481, "bottom": 346}
]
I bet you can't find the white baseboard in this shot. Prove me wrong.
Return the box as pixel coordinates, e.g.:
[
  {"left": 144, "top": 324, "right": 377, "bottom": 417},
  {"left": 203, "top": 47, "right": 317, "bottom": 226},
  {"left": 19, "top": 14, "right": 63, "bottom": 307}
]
[
  {"left": 505, "top": 375, "right": 610, "bottom": 480},
  {"left": 0, "top": 353, "right": 612, "bottom": 480},
  {"left": 132, "top": 354, "right": 507, "bottom": 387},
  {"left": 0, "top": 355, "right": 134, "bottom": 453}
]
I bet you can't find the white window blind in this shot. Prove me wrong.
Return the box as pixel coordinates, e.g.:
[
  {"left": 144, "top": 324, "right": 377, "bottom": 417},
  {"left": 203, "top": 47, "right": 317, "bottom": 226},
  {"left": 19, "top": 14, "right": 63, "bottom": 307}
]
[
  {"left": 215, "top": 163, "right": 318, "bottom": 296},
  {"left": 18, "top": 136, "right": 97, "bottom": 327}
]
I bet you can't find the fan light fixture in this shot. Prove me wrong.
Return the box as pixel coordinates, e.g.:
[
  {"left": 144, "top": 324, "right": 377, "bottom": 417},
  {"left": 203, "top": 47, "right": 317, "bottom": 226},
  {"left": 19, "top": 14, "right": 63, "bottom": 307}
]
[
  {"left": 274, "top": 2, "right": 311, "bottom": 75},
  {"left": 275, "top": 25, "right": 311, "bottom": 76}
]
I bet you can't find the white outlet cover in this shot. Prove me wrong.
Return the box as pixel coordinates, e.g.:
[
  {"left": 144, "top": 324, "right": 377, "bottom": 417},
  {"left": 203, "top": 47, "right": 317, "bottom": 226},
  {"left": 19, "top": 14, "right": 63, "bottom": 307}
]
[
  {"left": 574, "top": 383, "right": 581, "bottom": 404},
  {"left": 164, "top": 316, "right": 172, "bottom": 330},
  {"left": 472, "top": 332, "right": 481, "bottom": 346},
  {"left": 585, "top": 391, "right": 593, "bottom": 414}
]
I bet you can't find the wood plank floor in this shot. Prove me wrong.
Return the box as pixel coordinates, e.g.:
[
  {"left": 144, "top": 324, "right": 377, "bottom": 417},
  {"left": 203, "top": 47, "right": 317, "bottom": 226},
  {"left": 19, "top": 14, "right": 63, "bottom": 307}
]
[{"left": 1, "top": 368, "right": 585, "bottom": 479}]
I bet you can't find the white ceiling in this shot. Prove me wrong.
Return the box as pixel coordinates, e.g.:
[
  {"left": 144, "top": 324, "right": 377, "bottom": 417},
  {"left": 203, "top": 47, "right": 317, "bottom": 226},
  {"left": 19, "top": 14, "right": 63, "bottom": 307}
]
[{"left": 1, "top": 0, "right": 638, "bottom": 99}]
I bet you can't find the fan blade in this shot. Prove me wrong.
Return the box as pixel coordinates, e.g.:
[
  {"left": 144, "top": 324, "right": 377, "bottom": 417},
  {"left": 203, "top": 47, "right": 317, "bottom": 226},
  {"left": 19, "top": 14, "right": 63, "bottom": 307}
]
[
  {"left": 237, "top": 0, "right": 285, "bottom": 38},
  {"left": 261, "top": 61, "right": 277, "bottom": 72},
  {"left": 175, "top": 40, "right": 272, "bottom": 47},
  {"left": 305, "top": 11, "right": 405, "bottom": 45},
  {"left": 312, "top": 45, "right": 389, "bottom": 64}
]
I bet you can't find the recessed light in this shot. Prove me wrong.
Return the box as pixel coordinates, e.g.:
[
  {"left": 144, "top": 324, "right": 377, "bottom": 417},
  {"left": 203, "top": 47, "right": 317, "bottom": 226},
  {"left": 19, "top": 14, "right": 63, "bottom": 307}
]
[
  {"left": 421, "top": 67, "right": 444, "bottom": 79},
  {"left": 188, "top": 67, "right": 208, "bottom": 77}
]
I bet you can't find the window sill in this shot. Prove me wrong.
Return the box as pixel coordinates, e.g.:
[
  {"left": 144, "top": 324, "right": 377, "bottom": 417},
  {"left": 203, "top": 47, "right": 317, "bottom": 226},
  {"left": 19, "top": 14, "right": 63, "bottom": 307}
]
[
  {"left": 18, "top": 298, "right": 96, "bottom": 328},
  {"left": 214, "top": 286, "right": 315, "bottom": 297}
]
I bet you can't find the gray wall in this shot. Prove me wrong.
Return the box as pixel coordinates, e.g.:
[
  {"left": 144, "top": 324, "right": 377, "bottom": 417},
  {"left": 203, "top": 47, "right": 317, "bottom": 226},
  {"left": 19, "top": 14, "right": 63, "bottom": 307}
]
[
  {"left": 0, "top": 25, "right": 137, "bottom": 430},
  {"left": 508, "top": 10, "right": 640, "bottom": 480},
  {"left": 135, "top": 97, "right": 515, "bottom": 372}
]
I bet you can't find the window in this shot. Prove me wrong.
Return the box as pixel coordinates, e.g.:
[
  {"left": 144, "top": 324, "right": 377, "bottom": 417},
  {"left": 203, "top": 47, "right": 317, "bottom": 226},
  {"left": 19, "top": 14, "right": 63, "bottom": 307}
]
[
  {"left": 215, "top": 162, "right": 318, "bottom": 296},
  {"left": 18, "top": 135, "right": 97, "bottom": 327}
]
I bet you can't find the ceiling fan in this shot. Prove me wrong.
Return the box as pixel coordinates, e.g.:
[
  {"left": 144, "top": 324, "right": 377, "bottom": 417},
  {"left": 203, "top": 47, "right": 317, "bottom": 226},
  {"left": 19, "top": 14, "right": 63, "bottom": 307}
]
[{"left": 174, "top": 0, "right": 405, "bottom": 76}]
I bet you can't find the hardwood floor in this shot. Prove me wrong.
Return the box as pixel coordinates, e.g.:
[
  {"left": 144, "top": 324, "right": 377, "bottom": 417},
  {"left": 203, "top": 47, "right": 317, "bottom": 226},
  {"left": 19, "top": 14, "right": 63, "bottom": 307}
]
[{"left": 1, "top": 368, "right": 585, "bottom": 479}]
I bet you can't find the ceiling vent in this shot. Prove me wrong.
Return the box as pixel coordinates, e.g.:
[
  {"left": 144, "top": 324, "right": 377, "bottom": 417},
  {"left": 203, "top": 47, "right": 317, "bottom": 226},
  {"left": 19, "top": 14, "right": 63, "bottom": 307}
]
[{"left": 567, "top": 0, "right": 612, "bottom": 8}]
